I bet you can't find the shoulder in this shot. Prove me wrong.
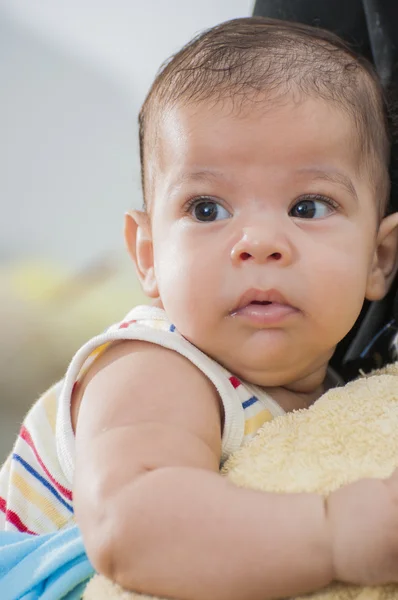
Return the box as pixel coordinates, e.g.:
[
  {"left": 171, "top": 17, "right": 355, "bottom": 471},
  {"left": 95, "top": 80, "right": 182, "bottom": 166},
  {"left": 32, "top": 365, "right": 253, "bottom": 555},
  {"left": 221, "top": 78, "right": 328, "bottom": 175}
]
[
  {"left": 70, "top": 304, "right": 225, "bottom": 436},
  {"left": 66, "top": 305, "right": 247, "bottom": 467},
  {"left": 73, "top": 338, "right": 224, "bottom": 457}
]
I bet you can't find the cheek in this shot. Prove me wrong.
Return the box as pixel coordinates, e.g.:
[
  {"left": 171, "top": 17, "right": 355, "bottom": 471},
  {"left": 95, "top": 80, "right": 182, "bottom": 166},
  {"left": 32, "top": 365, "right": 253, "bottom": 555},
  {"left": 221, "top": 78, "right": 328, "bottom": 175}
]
[
  {"left": 306, "top": 237, "right": 372, "bottom": 330},
  {"left": 308, "top": 223, "right": 374, "bottom": 287},
  {"left": 152, "top": 231, "right": 222, "bottom": 317}
]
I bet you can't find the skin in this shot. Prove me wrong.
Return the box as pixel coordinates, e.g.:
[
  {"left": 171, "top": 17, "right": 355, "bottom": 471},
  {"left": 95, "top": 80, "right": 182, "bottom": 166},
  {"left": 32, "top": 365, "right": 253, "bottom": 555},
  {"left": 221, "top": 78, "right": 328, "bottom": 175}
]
[
  {"left": 136, "top": 96, "right": 398, "bottom": 405},
  {"left": 73, "top": 95, "right": 398, "bottom": 599}
]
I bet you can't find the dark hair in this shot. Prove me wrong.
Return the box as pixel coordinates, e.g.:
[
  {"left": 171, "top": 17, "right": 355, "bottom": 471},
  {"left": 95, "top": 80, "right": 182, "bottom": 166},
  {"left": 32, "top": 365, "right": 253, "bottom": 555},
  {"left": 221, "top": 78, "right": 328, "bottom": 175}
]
[{"left": 139, "top": 16, "right": 390, "bottom": 213}]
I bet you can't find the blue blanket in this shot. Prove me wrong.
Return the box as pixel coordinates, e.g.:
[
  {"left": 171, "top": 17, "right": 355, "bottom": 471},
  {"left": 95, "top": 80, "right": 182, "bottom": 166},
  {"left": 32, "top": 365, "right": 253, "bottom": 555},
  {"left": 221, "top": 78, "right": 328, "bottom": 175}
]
[{"left": 0, "top": 526, "right": 94, "bottom": 600}]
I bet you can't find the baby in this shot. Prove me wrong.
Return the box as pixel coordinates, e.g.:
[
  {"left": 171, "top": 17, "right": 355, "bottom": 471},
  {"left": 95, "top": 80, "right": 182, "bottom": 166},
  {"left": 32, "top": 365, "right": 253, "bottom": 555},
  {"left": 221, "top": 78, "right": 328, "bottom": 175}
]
[{"left": 2, "top": 16, "right": 398, "bottom": 600}]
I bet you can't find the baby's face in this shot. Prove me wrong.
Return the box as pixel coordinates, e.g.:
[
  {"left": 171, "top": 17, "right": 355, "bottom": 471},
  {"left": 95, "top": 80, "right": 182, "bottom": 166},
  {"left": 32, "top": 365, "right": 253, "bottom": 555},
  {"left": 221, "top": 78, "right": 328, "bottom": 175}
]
[{"left": 144, "top": 96, "right": 381, "bottom": 387}]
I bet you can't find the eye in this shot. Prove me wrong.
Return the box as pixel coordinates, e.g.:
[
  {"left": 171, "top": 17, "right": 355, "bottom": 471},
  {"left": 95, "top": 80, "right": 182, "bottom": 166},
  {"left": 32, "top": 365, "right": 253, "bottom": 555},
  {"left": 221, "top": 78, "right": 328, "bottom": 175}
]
[
  {"left": 289, "top": 196, "right": 337, "bottom": 219},
  {"left": 189, "top": 198, "right": 231, "bottom": 222}
]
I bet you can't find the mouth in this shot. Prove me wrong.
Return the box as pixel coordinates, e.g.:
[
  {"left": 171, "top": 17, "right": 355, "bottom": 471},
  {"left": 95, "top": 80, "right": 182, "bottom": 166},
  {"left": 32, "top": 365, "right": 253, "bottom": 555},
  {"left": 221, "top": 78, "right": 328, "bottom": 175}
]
[
  {"left": 233, "top": 288, "right": 293, "bottom": 311},
  {"left": 231, "top": 289, "right": 299, "bottom": 325}
]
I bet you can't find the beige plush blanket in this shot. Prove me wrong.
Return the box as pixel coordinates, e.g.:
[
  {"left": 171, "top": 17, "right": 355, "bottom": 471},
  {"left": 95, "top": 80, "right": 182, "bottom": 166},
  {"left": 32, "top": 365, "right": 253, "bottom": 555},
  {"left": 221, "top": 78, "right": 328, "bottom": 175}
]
[{"left": 83, "top": 364, "right": 398, "bottom": 600}]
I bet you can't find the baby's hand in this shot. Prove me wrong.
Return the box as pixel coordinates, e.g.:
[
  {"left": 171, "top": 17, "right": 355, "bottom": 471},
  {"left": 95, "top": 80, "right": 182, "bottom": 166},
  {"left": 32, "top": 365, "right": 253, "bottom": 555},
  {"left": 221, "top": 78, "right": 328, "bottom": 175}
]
[{"left": 327, "top": 469, "right": 398, "bottom": 586}]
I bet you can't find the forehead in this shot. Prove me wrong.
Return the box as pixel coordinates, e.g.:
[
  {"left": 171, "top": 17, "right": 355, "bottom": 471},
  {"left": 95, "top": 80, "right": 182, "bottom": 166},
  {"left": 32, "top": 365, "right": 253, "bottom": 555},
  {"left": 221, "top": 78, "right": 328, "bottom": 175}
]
[
  {"left": 147, "top": 96, "right": 365, "bottom": 202},
  {"left": 161, "top": 97, "right": 357, "bottom": 166}
]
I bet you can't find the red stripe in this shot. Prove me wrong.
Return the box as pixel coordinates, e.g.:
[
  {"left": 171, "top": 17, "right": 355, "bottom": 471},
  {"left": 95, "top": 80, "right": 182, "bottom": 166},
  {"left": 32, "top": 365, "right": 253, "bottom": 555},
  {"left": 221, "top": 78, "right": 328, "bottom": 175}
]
[
  {"left": 7, "top": 508, "right": 36, "bottom": 535},
  {"left": 229, "top": 376, "right": 241, "bottom": 389},
  {"left": 0, "top": 496, "right": 36, "bottom": 534},
  {"left": 119, "top": 319, "right": 137, "bottom": 329},
  {"left": 19, "top": 426, "right": 72, "bottom": 501}
]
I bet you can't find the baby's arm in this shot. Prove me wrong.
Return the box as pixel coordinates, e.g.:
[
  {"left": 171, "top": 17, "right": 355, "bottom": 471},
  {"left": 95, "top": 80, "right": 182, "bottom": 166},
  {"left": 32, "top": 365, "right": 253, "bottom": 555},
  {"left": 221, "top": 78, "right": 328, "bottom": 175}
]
[{"left": 72, "top": 341, "right": 395, "bottom": 600}]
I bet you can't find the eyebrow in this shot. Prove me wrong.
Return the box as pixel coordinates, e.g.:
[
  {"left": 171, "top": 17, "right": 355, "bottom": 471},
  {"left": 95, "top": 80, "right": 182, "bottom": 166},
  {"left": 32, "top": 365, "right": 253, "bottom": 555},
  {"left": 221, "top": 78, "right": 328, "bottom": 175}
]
[
  {"left": 177, "top": 169, "right": 227, "bottom": 184},
  {"left": 299, "top": 168, "right": 358, "bottom": 201},
  {"left": 167, "top": 167, "right": 359, "bottom": 201},
  {"left": 166, "top": 169, "right": 227, "bottom": 196}
]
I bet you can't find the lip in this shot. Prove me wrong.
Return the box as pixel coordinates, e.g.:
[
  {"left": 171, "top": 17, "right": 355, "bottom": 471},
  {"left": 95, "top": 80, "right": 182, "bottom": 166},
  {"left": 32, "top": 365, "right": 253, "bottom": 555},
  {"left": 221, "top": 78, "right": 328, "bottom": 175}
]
[
  {"left": 234, "top": 288, "right": 291, "bottom": 310},
  {"left": 231, "top": 288, "right": 299, "bottom": 325}
]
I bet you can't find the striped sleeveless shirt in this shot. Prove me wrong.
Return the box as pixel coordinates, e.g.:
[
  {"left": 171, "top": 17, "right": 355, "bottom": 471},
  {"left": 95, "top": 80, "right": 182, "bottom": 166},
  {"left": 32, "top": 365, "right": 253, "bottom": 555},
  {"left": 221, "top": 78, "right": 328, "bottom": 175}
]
[{"left": 0, "top": 305, "right": 285, "bottom": 534}]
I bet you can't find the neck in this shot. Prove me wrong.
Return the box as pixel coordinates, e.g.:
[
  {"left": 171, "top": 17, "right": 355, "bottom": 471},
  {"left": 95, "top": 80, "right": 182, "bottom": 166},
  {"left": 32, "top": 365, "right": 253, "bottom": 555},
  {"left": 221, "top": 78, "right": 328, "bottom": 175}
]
[{"left": 268, "top": 365, "right": 330, "bottom": 413}]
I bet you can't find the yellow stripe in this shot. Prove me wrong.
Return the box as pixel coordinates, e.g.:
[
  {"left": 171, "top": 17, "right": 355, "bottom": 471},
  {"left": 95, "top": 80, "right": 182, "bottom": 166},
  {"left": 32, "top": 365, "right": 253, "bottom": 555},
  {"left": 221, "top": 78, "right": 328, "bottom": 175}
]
[
  {"left": 244, "top": 409, "right": 273, "bottom": 435},
  {"left": 78, "top": 342, "right": 111, "bottom": 379},
  {"left": 12, "top": 471, "right": 69, "bottom": 529},
  {"left": 42, "top": 390, "right": 57, "bottom": 433},
  {"left": 89, "top": 342, "right": 111, "bottom": 358}
]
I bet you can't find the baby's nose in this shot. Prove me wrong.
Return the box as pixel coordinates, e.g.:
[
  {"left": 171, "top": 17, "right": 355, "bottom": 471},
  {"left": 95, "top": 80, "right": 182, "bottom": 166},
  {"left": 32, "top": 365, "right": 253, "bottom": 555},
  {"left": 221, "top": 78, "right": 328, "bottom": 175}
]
[{"left": 230, "top": 227, "right": 293, "bottom": 265}]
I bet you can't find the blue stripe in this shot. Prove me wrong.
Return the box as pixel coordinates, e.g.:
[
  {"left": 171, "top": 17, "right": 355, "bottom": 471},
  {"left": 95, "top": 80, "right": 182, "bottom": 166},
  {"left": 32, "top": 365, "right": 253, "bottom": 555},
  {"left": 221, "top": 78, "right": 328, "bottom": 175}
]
[
  {"left": 242, "top": 396, "right": 258, "bottom": 409},
  {"left": 12, "top": 454, "right": 74, "bottom": 514},
  {"left": 169, "top": 324, "right": 176, "bottom": 332}
]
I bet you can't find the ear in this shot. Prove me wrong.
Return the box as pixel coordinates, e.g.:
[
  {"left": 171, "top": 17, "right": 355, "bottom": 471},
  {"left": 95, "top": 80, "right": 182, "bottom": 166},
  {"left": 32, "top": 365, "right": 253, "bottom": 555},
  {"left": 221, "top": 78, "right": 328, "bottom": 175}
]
[
  {"left": 366, "top": 212, "right": 398, "bottom": 301},
  {"left": 124, "top": 210, "right": 159, "bottom": 298}
]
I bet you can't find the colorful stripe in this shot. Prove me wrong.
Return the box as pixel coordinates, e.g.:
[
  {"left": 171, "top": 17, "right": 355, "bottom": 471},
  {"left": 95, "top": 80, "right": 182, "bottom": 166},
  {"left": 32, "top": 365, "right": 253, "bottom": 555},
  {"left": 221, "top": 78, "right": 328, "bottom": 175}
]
[
  {"left": 0, "top": 495, "right": 36, "bottom": 534},
  {"left": 12, "top": 454, "right": 73, "bottom": 514},
  {"left": 244, "top": 409, "right": 273, "bottom": 435},
  {"left": 12, "top": 471, "right": 69, "bottom": 530},
  {"left": 229, "top": 376, "right": 241, "bottom": 389},
  {"left": 242, "top": 396, "right": 258, "bottom": 409},
  {"left": 119, "top": 319, "right": 137, "bottom": 329},
  {"left": 19, "top": 426, "right": 72, "bottom": 501},
  {"left": 42, "top": 391, "right": 57, "bottom": 433}
]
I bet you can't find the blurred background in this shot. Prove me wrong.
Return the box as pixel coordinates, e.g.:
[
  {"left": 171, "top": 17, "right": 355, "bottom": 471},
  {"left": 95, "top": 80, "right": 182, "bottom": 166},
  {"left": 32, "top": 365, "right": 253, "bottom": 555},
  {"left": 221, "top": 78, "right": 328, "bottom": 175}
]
[{"left": 0, "top": 0, "right": 253, "bottom": 461}]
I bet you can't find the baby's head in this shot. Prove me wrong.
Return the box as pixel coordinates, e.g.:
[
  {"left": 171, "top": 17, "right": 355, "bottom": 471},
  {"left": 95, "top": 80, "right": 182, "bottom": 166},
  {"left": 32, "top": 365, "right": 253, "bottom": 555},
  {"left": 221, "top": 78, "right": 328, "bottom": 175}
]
[
  {"left": 126, "top": 17, "right": 398, "bottom": 392},
  {"left": 139, "top": 17, "right": 391, "bottom": 215}
]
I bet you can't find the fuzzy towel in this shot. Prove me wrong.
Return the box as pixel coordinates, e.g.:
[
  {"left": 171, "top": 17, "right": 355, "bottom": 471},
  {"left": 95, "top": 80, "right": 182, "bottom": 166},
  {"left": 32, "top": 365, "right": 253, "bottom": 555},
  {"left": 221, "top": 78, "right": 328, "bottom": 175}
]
[{"left": 84, "top": 363, "right": 398, "bottom": 600}]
